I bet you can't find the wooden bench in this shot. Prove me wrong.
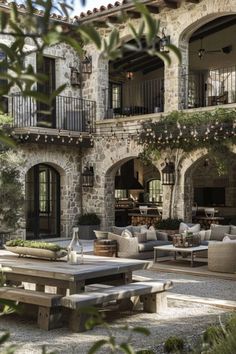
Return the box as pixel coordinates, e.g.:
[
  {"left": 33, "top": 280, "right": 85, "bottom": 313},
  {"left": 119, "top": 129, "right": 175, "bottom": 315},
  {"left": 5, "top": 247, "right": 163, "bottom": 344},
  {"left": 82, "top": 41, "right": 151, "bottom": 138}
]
[
  {"left": 61, "top": 280, "right": 173, "bottom": 332},
  {"left": 0, "top": 287, "right": 62, "bottom": 330}
]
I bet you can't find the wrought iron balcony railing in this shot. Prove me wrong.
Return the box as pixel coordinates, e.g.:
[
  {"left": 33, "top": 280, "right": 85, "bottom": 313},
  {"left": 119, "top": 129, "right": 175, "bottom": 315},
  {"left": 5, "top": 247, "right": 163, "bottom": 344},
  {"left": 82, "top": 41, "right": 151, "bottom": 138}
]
[
  {"left": 104, "top": 77, "right": 164, "bottom": 119},
  {"left": 10, "top": 94, "right": 96, "bottom": 133},
  {"left": 182, "top": 65, "right": 236, "bottom": 109}
]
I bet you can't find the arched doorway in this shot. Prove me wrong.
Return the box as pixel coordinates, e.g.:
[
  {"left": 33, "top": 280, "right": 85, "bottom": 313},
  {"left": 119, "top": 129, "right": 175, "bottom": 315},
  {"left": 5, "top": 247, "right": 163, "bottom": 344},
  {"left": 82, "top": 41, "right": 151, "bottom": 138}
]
[
  {"left": 183, "top": 14, "right": 236, "bottom": 109},
  {"left": 108, "top": 157, "right": 162, "bottom": 227},
  {"left": 25, "top": 164, "right": 60, "bottom": 239},
  {"left": 184, "top": 154, "right": 236, "bottom": 226}
]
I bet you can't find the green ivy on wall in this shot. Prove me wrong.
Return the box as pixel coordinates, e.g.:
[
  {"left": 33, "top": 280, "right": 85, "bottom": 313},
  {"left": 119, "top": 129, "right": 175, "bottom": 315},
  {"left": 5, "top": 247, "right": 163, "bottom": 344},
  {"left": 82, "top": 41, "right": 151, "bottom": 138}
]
[{"left": 138, "top": 108, "right": 236, "bottom": 173}]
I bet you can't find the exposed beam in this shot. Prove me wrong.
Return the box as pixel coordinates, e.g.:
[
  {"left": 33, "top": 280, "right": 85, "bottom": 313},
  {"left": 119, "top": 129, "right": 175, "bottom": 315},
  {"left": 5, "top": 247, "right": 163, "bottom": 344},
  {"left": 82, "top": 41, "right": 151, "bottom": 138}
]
[
  {"left": 126, "top": 10, "right": 141, "bottom": 19},
  {"left": 113, "top": 51, "right": 147, "bottom": 69},
  {"left": 190, "top": 16, "right": 236, "bottom": 42},
  {"left": 143, "top": 62, "right": 164, "bottom": 75},
  {"left": 163, "top": 0, "right": 180, "bottom": 9},
  {"left": 122, "top": 54, "right": 156, "bottom": 71},
  {"left": 146, "top": 5, "right": 159, "bottom": 14},
  {"left": 79, "top": 0, "right": 155, "bottom": 24},
  {"left": 128, "top": 57, "right": 163, "bottom": 72}
]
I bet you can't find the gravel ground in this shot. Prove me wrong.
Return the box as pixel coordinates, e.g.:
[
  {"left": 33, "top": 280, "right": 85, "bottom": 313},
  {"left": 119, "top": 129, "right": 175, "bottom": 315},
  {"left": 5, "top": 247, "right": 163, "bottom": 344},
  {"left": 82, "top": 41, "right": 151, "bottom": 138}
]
[{"left": 1, "top": 269, "right": 235, "bottom": 354}]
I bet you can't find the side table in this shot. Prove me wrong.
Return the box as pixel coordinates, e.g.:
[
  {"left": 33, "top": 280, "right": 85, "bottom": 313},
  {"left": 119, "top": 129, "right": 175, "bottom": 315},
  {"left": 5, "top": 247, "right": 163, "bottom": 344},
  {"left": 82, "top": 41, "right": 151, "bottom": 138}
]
[{"left": 94, "top": 239, "right": 117, "bottom": 257}]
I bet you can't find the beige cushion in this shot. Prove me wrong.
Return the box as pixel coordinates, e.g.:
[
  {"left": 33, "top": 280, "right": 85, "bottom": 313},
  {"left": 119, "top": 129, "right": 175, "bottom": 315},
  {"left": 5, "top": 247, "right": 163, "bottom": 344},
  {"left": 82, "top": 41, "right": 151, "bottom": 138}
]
[
  {"left": 112, "top": 226, "right": 132, "bottom": 235},
  {"left": 224, "top": 233, "right": 236, "bottom": 240},
  {"left": 94, "top": 230, "right": 108, "bottom": 240},
  {"left": 210, "top": 224, "right": 230, "bottom": 241},
  {"left": 146, "top": 230, "right": 157, "bottom": 241},
  {"left": 134, "top": 232, "right": 147, "bottom": 243},
  {"left": 121, "top": 229, "right": 133, "bottom": 238},
  {"left": 230, "top": 225, "right": 236, "bottom": 235},
  {"left": 223, "top": 235, "right": 236, "bottom": 243},
  {"left": 179, "top": 222, "right": 200, "bottom": 234}
]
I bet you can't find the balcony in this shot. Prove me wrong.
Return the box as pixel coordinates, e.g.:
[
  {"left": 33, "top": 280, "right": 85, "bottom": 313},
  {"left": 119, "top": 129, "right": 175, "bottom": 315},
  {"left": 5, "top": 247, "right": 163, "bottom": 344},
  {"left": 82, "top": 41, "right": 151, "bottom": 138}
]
[
  {"left": 104, "top": 77, "right": 164, "bottom": 119},
  {"left": 182, "top": 65, "right": 236, "bottom": 109},
  {"left": 10, "top": 94, "right": 96, "bottom": 133}
]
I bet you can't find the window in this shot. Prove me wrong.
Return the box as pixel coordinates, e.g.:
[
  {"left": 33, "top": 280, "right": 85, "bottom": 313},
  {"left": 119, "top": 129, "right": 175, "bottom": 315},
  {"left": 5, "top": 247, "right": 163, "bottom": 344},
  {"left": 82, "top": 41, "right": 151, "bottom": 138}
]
[
  {"left": 39, "top": 168, "right": 52, "bottom": 213},
  {"left": 148, "top": 179, "right": 163, "bottom": 203},
  {"left": 0, "top": 51, "right": 8, "bottom": 113},
  {"left": 109, "top": 82, "right": 122, "bottom": 113},
  {"left": 115, "top": 190, "right": 128, "bottom": 199}
]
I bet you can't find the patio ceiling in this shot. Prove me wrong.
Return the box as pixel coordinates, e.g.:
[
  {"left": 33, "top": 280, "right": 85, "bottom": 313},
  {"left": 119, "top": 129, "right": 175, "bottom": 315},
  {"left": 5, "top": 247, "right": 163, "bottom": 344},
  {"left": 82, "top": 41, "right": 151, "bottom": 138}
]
[{"left": 110, "top": 37, "right": 164, "bottom": 75}]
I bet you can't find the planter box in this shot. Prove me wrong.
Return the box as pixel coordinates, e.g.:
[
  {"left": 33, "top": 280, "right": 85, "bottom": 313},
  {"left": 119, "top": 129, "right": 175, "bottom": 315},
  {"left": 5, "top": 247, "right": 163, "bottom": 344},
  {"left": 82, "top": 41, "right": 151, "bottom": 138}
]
[
  {"left": 5, "top": 246, "right": 67, "bottom": 260},
  {"left": 79, "top": 225, "right": 100, "bottom": 240}
]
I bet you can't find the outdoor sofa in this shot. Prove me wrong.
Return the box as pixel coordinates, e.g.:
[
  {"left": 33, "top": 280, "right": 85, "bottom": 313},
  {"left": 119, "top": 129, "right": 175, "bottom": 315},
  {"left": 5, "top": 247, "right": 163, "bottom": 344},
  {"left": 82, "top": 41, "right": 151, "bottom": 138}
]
[{"left": 107, "top": 225, "right": 171, "bottom": 259}]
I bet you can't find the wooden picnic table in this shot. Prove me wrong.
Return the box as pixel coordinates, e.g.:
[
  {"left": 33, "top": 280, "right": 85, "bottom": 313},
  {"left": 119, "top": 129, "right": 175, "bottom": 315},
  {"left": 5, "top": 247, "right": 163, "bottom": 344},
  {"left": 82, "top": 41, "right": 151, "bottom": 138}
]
[{"left": 0, "top": 254, "right": 151, "bottom": 295}]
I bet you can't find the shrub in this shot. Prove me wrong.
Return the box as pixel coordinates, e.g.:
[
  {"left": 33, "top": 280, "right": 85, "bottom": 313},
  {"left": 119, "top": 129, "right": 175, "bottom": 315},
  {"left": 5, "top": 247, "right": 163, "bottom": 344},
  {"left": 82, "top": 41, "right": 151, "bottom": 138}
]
[
  {"left": 78, "top": 213, "right": 101, "bottom": 225},
  {"left": 203, "top": 325, "right": 225, "bottom": 346},
  {"left": 164, "top": 336, "right": 184, "bottom": 353},
  {"left": 155, "top": 218, "right": 182, "bottom": 230}
]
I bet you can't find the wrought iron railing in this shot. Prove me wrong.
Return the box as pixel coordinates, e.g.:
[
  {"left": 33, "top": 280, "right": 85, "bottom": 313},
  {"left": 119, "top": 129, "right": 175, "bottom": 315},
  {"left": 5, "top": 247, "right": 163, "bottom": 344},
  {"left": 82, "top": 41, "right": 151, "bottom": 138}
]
[
  {"left": 104, "top": 77, "right": 164, "bottom": 119},
  {"left": 10, "top": 93, "right": 96, "bottom": 133},
  {"left": 182, "top": 66, "right": 236, "bottom": 109}
]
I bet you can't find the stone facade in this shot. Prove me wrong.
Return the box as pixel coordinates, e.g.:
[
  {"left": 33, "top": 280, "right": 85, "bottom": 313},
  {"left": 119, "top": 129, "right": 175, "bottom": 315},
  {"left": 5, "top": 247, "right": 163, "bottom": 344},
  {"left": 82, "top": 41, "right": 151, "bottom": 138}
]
[{"left": 3, "top": 0, "right": 236, "bottom": 238}]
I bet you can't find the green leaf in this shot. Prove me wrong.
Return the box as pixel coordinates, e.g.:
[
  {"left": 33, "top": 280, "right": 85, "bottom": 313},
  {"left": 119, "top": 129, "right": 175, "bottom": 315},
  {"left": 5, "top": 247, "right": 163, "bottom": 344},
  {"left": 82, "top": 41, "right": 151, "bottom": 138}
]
[
  {"left": 79, "top": 25, "right": 101, "bottom": 49},
  {"left": 49, "top": 84, "right": 67, "bottom": 102},
  {"left": 120, "top": 343, "right": 136, "bottom": 354},
  {"left": 0, "top": 332, "right": 9, "bottom": 345},
  {"left": 165, "top": 44, "right": 182, "bottom": 63},
  {"left": 152, "top": 51, "right": 171, "bottom": 66},
  {"left": 0, "top": 133, "right": 15, "bottom": 148},
  {"left": 87, "top": 339, "right": 108, "bottom": 354},
  {"left": 132, "top": 327, "right": 150, "bottom": 336}
]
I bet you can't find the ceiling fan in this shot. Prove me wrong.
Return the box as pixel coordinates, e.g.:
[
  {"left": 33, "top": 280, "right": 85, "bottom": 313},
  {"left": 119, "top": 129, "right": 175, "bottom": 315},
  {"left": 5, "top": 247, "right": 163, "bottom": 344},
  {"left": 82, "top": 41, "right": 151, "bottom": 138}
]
[{"left": 191, "top": 38, "right": 226, "bottom": 60}]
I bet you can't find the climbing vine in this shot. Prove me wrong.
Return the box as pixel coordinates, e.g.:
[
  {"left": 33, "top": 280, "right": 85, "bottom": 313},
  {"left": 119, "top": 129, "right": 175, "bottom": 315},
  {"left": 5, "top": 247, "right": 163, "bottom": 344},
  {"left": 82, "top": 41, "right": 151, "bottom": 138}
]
[{"left": 138, "top": 108, "right": 236, "bottom": 173}]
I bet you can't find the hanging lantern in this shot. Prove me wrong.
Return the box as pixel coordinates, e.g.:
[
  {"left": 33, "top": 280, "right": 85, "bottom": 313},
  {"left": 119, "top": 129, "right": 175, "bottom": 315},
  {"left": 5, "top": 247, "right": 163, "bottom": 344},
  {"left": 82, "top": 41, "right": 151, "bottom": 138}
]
[
  {"left": 81, "top": 55, "right": 92, "bottom": 74},
  {"left": 162, "top": 161, "right": 175, "bottom": 185},
  {"left": 82, "top": 166, "right": 94, "bottom": 187},
  {"left": 126, "top": 71, "right": 134, "bottom": 80}
]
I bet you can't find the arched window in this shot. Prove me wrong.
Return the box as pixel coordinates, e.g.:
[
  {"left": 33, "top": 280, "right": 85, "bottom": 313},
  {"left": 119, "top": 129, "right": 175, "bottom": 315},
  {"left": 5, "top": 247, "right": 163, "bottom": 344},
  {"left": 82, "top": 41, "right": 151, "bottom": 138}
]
[{"left": 147, "top": 179, "right": 163, "bottom": 203}]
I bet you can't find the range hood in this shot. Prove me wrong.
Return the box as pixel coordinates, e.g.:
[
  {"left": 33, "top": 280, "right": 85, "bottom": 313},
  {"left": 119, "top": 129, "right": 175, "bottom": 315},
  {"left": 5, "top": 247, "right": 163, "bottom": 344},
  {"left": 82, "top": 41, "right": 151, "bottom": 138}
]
[{"left": 115, "top": 160, "right": 144, "bottom": 190}]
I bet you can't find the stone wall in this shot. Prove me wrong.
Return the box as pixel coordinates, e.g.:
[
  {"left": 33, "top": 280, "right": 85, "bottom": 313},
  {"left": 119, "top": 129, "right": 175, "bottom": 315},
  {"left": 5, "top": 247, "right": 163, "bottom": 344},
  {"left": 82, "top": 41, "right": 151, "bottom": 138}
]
[{"left": 14, "top": 143, "right": 82, "bottom": 239}]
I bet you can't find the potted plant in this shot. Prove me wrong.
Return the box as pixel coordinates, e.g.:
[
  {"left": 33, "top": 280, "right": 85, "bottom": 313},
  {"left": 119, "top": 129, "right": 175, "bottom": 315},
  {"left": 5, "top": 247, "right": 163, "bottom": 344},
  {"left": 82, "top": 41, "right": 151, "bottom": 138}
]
[
  {"left": 78, "top": 213, "right": 101, "bottom": 240},
  {"left": 154, "top": 218, "right": 182, "bottom": 238}
]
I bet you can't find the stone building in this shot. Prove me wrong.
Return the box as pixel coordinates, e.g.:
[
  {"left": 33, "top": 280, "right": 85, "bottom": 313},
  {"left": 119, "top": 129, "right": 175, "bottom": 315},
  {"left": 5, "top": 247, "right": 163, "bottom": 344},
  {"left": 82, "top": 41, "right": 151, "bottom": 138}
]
[{"left": 2, "top": 0, "right": 236, "bottom": 239}]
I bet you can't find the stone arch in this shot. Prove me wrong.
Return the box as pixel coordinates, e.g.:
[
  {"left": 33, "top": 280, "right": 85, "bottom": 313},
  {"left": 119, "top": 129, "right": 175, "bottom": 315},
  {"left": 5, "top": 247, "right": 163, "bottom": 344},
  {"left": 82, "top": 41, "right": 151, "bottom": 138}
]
[
  {"left": 16, "top": 146, "right": 81, "bottom": 239},
  {"left": 176, "top": 3, "right": 236, "bottom": 109},
  {"left": 180, "top": 148, "right": 236, "bottom": 222}
]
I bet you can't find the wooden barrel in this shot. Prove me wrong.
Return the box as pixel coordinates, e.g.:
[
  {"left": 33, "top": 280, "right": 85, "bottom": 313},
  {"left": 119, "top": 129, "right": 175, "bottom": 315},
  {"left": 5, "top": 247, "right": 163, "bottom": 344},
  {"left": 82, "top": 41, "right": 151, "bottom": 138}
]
[{"left": 94, "top": 239, "right": 117, "bottom": 257}]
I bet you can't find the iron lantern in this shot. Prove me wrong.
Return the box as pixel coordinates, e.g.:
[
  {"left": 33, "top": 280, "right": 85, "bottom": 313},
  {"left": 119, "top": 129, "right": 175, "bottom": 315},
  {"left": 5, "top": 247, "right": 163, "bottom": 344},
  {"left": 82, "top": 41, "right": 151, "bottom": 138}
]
[
  {"left": 162, "top": 161, "right": 175, "bottom": 185},
  {"left": 82, "top": 166, "right": 94, "bottom": 187}
]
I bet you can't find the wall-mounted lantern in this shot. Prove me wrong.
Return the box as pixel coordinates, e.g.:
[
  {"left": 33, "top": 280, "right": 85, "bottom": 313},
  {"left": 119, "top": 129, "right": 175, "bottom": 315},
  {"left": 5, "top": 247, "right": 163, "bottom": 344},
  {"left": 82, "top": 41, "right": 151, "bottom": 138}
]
[
  {"left": 126, "top": 71, "right": 134, "bottom": 80},
  {"left": 70, "top": 67, "right": 81, "bottom": 86},
  {"left": 82, "top": 165, "right": 94, "bottom": 187},
  {"left": 162, "top": 160, "right": 175, "bottom": 185},
  {"left": 81, "top": 55, "right": 92, "bottom": 75},
  {"left": 160, "top": 28, "right": 170, "bottom": 53}
]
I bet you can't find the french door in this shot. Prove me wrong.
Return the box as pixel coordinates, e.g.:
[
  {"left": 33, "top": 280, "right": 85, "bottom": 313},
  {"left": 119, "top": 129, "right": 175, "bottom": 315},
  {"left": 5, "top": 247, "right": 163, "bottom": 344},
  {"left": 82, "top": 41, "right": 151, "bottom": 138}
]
[{"left": 26, "top": 164, "right": 60, "bottom": 239}]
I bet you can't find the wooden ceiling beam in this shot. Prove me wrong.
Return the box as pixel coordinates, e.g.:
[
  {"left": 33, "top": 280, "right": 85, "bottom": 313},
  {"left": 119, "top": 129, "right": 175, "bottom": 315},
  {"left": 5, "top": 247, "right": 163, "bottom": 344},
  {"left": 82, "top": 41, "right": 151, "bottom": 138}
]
[
  {"left": 143, "top": 62, "right": 164, "bottom": 75},
  {"left": 146, "top": 5, "right": 160, "bottom": 14},
  {"left": 190, "top": 16, "right": 236, "bottom": 42},
  {"left": 113, "top": 51, "right": 148, "bottom": 69},
  {"left": 163, "top": 0, "right": 180, "bottom": 9},
  {"left": 126, "top": 10, "right": 141, "bottom": 19},
  {"left": 126, "top": 57, "right": 163, "bottom": 72}
]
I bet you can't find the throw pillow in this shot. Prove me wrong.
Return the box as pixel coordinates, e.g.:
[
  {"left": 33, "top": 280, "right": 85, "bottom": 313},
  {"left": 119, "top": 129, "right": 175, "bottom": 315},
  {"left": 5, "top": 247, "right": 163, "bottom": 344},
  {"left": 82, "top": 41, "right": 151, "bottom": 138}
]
[
  {"left": 230, "top": 225, "right": 236, "bottom": 235},
  {"left": 121, "top": 229, "right": 133, "bottom": 238},
  {"left": 134, "top": 232, "right": 147, "bottom": 243},
  {"left": 131, "top": 226, "right": 141, "bottom": 234},
  {"left": 223, "top": 235, "right": 236, "bottom": 243},
  {"left": 224, "top": 233, "right": 236, "bottom": 240},
  {"left": 179, "top": 222, "right": 200, "bottom": 234},
  {"left": 210, "top": 224, "right": 230, "bottom": 241},
  {"left": 146, "top": 230, "right": 157, "bottom": 241}
]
